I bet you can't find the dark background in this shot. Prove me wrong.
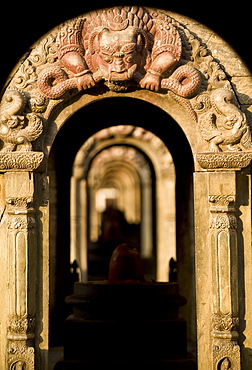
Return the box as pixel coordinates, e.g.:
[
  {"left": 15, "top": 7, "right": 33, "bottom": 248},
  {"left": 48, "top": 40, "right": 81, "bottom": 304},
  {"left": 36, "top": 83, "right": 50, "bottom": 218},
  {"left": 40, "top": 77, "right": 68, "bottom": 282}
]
[{"left": 0, "top": 1, "right": 251, "bottom": 94}]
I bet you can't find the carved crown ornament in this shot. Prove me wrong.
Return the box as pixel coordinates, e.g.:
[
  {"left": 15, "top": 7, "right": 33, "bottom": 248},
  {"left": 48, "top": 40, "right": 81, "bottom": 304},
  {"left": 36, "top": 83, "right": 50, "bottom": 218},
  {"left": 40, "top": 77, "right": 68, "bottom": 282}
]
[{"left": 0, "top": 6, "right": 251, "bottom": 170}]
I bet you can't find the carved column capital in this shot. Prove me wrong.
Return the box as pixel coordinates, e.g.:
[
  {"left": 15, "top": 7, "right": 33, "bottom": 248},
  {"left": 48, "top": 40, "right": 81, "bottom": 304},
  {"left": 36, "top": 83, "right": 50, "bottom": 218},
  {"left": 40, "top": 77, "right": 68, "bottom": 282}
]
[
  {"left": 197, "top": 151, "right": 252, "bottom": 170},
  {"left": 0, "top": 152, "right": 44, "bottom": 171},
  {"left": 6, "top": 197, "right": 33, "bottom": 209},
  {"left": 209, "top": 195, "right": 235, "bottom": 207},
  {"left": 212, "top": 313, "right": 239, "bottom": 335},
  {"left": 8, "top": 314, "right": 35, "bottom": 336}
]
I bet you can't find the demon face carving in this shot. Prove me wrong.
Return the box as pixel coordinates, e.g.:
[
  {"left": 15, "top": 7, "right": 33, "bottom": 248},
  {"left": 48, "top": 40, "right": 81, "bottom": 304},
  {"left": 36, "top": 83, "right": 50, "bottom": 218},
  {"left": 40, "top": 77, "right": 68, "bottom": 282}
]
[
  {"left": 91, "top": 27, "right": 146, "bottom": 83},
  {"left": 38, "top": 7, "right": 201, "bottom": 97}
]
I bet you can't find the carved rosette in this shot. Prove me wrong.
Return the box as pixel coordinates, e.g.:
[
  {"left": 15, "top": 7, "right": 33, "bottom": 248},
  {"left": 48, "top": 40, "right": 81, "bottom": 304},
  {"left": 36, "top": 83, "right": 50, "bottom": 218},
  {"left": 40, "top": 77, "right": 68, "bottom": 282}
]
[{"left": 209, "top": 194, "right": 241, "bottom": 369}]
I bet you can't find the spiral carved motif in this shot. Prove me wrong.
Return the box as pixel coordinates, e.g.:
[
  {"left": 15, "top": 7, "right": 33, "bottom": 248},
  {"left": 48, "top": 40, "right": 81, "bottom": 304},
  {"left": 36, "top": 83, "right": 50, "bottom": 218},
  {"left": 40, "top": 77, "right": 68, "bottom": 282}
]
[{"left": 38, "top": 64, "right": 201, "bottom": 99}]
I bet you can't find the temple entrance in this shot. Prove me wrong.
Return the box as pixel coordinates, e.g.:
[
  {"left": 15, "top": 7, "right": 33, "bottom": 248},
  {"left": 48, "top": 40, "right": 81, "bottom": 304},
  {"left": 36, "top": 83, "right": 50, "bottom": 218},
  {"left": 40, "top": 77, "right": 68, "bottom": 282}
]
[
  {"left": 48, "top": 97, "right": 196, "bottom": 353},
  {"left": 2, "top": 6, "right": 251, "bottom": 369}
]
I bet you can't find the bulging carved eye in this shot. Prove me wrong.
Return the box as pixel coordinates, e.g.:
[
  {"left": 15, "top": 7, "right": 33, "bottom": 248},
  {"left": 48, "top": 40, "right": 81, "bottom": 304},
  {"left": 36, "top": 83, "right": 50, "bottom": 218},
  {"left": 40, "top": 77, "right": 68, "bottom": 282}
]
[
  {"left": 100, "top": 46, "right": 113, "bottom": 64},
  {"left": 103, "top": 55, "right": 113, "bottom": 64},
  {"left": 121, "top": 43, "right": 135, "bottom": 54},
  {"left": 125, "top": 55, "right": 134, "bottom": 63}
]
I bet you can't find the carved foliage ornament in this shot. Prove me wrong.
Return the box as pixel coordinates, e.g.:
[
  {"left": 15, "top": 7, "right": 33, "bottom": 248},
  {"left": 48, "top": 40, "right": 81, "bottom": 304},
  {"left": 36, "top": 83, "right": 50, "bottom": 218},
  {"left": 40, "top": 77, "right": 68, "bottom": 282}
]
[
  {"left": 9, "top": 314, "right": 35, "bottom": 335},
  {"left": 212, "top": 313, "right": 239, "bottom": 333}
]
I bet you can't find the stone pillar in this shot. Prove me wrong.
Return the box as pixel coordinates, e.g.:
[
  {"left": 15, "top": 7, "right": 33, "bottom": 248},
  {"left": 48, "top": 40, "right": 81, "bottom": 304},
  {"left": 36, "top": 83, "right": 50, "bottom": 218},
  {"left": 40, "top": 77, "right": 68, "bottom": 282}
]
[
  {"left": 70, "top": 176, "right": 88, "bottom": 281},
  {"left": 4, "top": 172, "right": 36, "bottom": 369},
  {"left": 156, "top": 167, "right": 176, "bottom": 281},
  {"left": 140, "top": 175, "right": 153, "bottom": 259},
  {"left": 209, "top": 172, "right": 241, "bottom": 369},
  {"left": 194, "top": 169, "right": 247, "bottom": 370}
]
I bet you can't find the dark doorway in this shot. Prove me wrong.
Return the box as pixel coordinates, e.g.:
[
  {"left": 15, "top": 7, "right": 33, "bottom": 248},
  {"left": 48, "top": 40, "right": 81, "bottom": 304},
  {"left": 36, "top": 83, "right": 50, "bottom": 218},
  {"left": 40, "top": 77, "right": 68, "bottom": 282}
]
[{"left": 48, "top": 97, "right": 195, "bottom": 349}]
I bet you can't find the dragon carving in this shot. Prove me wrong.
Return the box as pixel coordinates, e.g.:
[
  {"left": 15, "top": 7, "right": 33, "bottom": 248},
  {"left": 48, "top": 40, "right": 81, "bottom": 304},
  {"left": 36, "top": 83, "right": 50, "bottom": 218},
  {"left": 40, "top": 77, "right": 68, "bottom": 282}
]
[
  {"left": 38, "top": 6, "right": 201, "bottom": 98},
  {"left": 199, "top": 88, "right": 252, "bottom": 152},
  {"left": 0, "top": 90, "right": 43, "bottom": 152}
]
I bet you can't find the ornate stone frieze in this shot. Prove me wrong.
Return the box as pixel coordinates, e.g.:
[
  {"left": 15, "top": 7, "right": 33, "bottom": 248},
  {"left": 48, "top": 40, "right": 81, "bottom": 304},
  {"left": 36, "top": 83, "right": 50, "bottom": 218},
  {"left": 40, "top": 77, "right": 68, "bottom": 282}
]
[
  {"left": 195, "top": 87, "right": 252, "bottom": 169},
  {"left": 7, "top": 312, "right": 36, "bottom": 369},
  {"left": 5, "top": 6, "right": 231, "bottom": 109},
  {"left": 196, "top": 151, "right": 252, "bottom": 169},
  {"left": 37, "top": 7, "right": 201, "bottom": 97},
  {"left": 0, "top": 6, "right": 250, "bottom": 172},
  {"left": 0, "top": 152, "right": 44, "bottom": 171}
]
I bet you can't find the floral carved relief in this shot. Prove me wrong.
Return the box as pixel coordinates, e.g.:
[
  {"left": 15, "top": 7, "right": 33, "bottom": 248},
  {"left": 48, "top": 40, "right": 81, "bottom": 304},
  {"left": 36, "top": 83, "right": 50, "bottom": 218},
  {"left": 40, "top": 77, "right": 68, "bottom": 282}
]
[{"left": 9, "top": 314, "right": 35, "bottom": 336}]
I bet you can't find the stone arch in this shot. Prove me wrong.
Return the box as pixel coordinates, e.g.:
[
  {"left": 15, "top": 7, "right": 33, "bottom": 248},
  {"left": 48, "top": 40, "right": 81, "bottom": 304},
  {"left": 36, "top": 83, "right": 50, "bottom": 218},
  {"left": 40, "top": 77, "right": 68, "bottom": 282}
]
[
  {"left": 0, "top": 6, "right": 252, "bottom": 370},
  {"left": 85, "top": 146, "right": 151, "bottom": 279},
  {"left": 70, "top": 125, "right": 176, "bottom": 282},
  {"left": 47, "top": 96, "right": 195, "bottom": 349}
]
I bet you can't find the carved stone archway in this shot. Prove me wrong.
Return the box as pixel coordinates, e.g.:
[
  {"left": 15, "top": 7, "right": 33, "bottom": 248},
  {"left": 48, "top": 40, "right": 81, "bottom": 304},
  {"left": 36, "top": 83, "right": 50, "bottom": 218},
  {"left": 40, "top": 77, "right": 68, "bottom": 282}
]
[
  {"left": 70, "top": 125, "right": 176, "bottom": 282},
  {"left": 0, "top": 6, "right": 252, "bottom": 370}
]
